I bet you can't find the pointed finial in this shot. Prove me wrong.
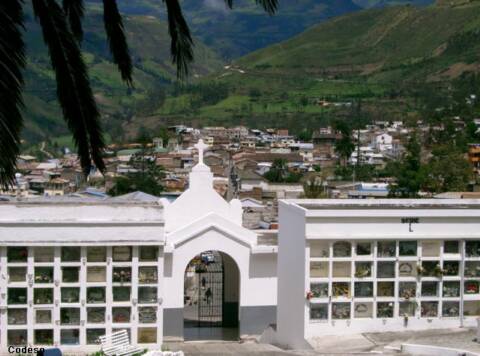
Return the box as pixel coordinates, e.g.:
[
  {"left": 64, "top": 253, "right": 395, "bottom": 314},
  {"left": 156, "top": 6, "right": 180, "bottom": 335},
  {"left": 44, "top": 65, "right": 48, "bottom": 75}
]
[{"left": 194, "top": 139, "right": 209, "bottom": 165}]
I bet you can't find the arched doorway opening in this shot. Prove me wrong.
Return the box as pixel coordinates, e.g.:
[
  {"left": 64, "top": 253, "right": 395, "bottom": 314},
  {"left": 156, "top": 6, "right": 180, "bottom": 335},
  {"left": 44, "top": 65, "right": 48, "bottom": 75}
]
[{"left": 183, "top": 251, "right": 240, "bottom": 341}]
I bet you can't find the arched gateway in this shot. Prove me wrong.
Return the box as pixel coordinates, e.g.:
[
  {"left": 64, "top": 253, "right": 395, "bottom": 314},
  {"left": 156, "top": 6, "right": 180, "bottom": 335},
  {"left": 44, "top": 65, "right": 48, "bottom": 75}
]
[
  {"left": 183, "top": 251, "right": 240, "bottom": 340},
  {"left": 160, "top": 140, "right": 277, "bottom": 341}
]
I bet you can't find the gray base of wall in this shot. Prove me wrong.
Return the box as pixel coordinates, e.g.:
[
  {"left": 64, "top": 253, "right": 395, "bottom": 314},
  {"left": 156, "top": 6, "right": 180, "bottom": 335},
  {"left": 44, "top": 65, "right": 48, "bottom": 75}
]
[
  {"left": 163, "top": 305, "right": 277, "bottom": 339},
  {"left": 240, "top": 305, "right": 276, "bottom": 336},
  {"left": 164, "top": 308, "right": 184, "bottom": 338}
]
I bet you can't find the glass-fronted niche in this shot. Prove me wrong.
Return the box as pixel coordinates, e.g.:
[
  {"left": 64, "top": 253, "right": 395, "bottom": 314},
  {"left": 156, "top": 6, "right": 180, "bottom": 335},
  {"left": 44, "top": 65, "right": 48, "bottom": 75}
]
[
  {"left": 309, "top": 300, "right": 477, "bottom": 321},
  {"left": 308, "top": 240, "right": 480, "bottom": 260}
]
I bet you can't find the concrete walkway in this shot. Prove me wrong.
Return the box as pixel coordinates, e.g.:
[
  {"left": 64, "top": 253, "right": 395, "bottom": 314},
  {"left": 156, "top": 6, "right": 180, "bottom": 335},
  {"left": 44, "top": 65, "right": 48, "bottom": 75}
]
[{"left": 166, "top": 328, "right": 480, "bottom": 355}]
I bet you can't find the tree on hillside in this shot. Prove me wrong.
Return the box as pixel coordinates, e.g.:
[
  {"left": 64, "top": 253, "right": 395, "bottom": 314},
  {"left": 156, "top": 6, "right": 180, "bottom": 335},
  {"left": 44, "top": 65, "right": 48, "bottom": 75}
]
[
  {"left": 302, "top": 176, "right": 325, "bottom": 199},
  {"left": 389, "top": 132, "right": 424, "bottom": 197},
  {"left": 0, "top": 0, "right": 278, "bottom": 188},
  {"left": 333, "top": 121, "right": 355, "bottom": 167},
  {"left": 108, "top": 148, "right": 165, "bottom": 197},
  {"left": 422, "top": 146, "right": 473, "bottom": 194},
  {"left": 264, "top": 158, "right": 302, "bottom": 183}
]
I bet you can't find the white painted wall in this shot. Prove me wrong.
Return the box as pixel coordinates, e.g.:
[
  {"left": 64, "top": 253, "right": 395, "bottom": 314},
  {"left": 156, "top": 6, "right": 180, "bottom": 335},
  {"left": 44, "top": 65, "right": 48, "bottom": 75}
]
[{"left": 276, "top": 201, "right": 308, "bottom": 349}]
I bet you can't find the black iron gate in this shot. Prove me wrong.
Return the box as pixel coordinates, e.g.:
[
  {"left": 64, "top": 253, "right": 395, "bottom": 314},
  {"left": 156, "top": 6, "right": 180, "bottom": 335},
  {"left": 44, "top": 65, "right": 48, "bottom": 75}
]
[{"left": 196, "top": 252, "right": 224, "bottom": 327}]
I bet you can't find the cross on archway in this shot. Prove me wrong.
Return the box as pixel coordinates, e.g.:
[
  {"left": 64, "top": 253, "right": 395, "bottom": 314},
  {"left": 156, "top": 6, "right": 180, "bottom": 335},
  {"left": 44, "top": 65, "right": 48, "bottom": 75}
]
[{"left": 195, "top": 139, "right": 209, "bottom": 165}]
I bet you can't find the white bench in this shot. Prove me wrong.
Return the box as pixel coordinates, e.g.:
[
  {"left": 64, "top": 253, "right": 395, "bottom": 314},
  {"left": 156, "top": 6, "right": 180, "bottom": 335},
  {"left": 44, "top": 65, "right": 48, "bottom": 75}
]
[{"left": 99, "top": 330, "right": 143, "bottom": 356}]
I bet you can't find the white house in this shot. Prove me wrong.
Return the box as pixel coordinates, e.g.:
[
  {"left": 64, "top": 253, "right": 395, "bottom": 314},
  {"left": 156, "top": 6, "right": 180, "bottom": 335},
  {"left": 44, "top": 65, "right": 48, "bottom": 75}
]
[
  {"left": 373, "top": 133, "right": 393, "bottom": 152},
  {"left": 277, "top": 199, "right": 480, "bottom": 349}
]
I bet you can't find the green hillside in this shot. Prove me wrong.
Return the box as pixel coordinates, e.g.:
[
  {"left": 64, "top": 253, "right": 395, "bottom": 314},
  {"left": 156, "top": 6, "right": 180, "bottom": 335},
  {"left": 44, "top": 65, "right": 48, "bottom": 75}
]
[
  {"left": 21, "top": 9, "right": 222, "bottom": 146},
  {"left": 236, "top": 2, "right": 480, "bottom": 80},
  {"left": 134, "top": 1, "right": 480, "bottom": 135}
]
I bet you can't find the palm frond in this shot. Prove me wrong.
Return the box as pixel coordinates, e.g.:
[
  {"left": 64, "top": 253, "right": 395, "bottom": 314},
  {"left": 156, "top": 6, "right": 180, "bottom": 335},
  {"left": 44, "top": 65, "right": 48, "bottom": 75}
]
[
  {"left": 164, "top": 0, "right": 194, "bottom": 79},
  {"left": 32, "top": 0, "right": 105, "bottom": 176},
  {"left": 62, "top": 0, "right": 84, "bottom": 42},
  {"left": 255, "top": 0, "right": 278, "bottom": 15},
  {"left": 0, "top": 0, "right": 25, "bottom": 188},
  {"left": 103, "top": 0, "right": 133, "bottom": 85},
  {"left": 224, "top": 0, "right": 278, "bottom": 14}
]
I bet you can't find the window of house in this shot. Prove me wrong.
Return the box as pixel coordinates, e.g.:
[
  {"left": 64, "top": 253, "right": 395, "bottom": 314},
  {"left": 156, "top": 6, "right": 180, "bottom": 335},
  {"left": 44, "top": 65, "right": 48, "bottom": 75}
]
[
  {"left": 113, "top": 246, "right": 132, "bottom": 262},
  {"left": 61, "top": 308, "right": 80, "bottom": 325},
  {"left": 398, "top": 261, "right": 417, "bottom": 277},
  {"left": 332, "top": 262, "right": 351, "bottom": 278},
  {"left": 332, "top": 282, "right": 350, "bottom": 298},
  {"left": 8, "top": 330, "right": 27, "bottom": 346},
  {"left": 355, "top": 262, "right": 372, "bottom": 278},
  {"left": 377, "top": 302, "right": 394, "bottom": 318},
  {"left": 139, "top": 307, "right": 157, "bottom": 324},
  {"left": 464, "top": 301, "right": 480, "bottom": 316},
  {"left": 444, "top": 241, "right": 459, "bottom": 254},
  {"left": 87, "top": 287, "right": 106, "bottom": 303},
  {"left": 35, "top": 329, "right": 53, "bottom": 345},
  {"left": 62, "top": 267, "right": 79, "bottom": 283},
  {"left": 399, "top": 282, "right": 416, "bottom": 299},
  {"left": 310, "top": 283, "right": 328, "bottom": 298},
  {"left": 465, "top": 261, "right": 480, "bottom": 277},
  {"left": 8, "top": 308, "right": 27, "bottom": 325},
  {"left": 34, "top": 247, "right": 54, "bottom": 263},
  {"left": 442, "top": 302, "right": 460, "bottom": 317},
  {"left": 61, "top": 329, "right": 79, "bottom": 345},
  {"left": 377, "top": 261, "right": 395, "bottom": 278},
  {"left": 34, "top": 288, "right": 53, "bottom": 305},
  {"left": 139, "top": 267, "right": 157, "bottom": 284},
  {"left": 333, "top": 242, "right": 351, "bottom": 257},
  {"left": 138, "top": 328, "right": 157, "bottom": 344},
  {"left": 113, "top": 267, "right": 132, "bottom": 283},
  {"left": 34, "top": 267, "right": 54, "bottom": 284},
  {"left": 113, "top": 287, "right": 131, "bottom": 302},
  {"left": 310, "top": 241, "right": 329, "bottom": 258},
  {"left": 421, "top": 261, "right": 441, "bottom": 277},
  {"left": 61, "top": 247, "right": 80, "bottom": 262},
  {"left": 310, "top": 262, "right": 329, "bottom": 278},
  {"left": 356, "top": 242, "right": 372, "bottom": 256},
  {"left": 421, "top": 302, "right": 438, "bottom": 317},
  {"left": 443, "top": 281, "right": 460, "bottom": 297},
  {"left": 112, "top": 307, "right": 131, "bottom": 323},
  {"left": 399, "top": 301, "right": 417, "bottom": 317},
  {"left": 87, "top": 307, "right": 105, "bottom": 324},
  {"left": 466, "top": 241, "right": 480, "bottom": 257},
  {"left": 87, "top": 329, "right": 105, "bottom": 345},
  {"left": 87, "top": 247, "right": 106, "bottom": 262},
  {"left": 139, "top": 246, "right": 158, "bottom": 261},
  {"left": 377, "top": 241, "right": 396, "bottom": 257},
  {"left": 9, "top": 267, "right": 27, "bottom": 282},
  {"left": 422, "top": 241, "right": 440, "bottom": 257},
  {"left": 354, "top": 282, "right": 373, "bottom": 298},
  {"left": 399, "top": 241, "right": 417, "bottom": 256},
  {"left": 87, "top": 267, "right": 106, "bottom": 283},
  {"left": 7, "top": 247, "right": 28, "bottom": 263},
  {"left": 354, "top": 302, "right": 373, "bottom": 318},
  {"left": 138, "top": 287, "right": 157, "bottom": 304},
  {"left": 8, "top": 288, "right": 27, "bottom": 304},
  {"left": 61, "top": 287, "right": 80, "bottom": 303},
  {"left": 377, "top": 282, "right": 394, "bottom": 297},
  {"left": 35, "top": 309, "right": 52, "bottom": 324},
  {"left": 465, "top": 281, "right": 479, "bottom": 295},
  {"left": 421, "top": 282, "right": 438, "bottom": 297},
  {"left": 332, "top": 303, "right": 350, "bottom": 319},
  {"left": 443, "top": 261, "right": 459, "bottom": 276}
]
